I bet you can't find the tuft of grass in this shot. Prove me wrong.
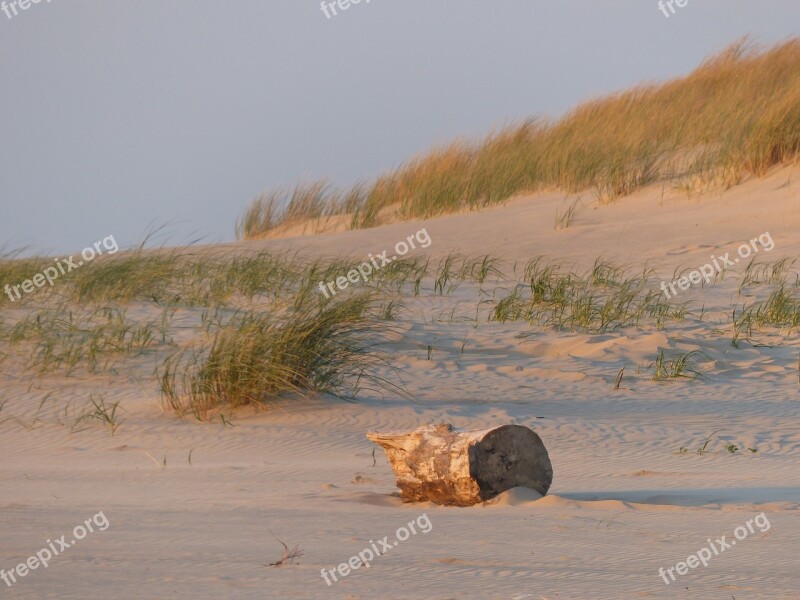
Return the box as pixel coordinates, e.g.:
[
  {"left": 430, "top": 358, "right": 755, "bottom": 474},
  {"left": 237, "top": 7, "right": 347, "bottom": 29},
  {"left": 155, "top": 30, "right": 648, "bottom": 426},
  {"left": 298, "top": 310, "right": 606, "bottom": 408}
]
[
  {"left": 235, "top": 182, "right": 328, "bottom": 239},
  {"left": 467, "top": 255, "right": 504, "bottom": 286},
  {"left": 378, "top": 298, "right": 403, "bottom": 320},
  {"left": 651, "top": 349, "right": 709, "bottom": 381},
  {"left": 730, "top": 306, "right": 752, "bottom": 348},
  {"left": 747, "top": 285, "right": 800, "bottom": 329},
  {"left": 374, "top": 256, "right": 429, "bottom": 295},
  {"left": 739, "top": 257, "right": 796, "bottom": 289},
  {"left": 72, "top": 394, "right": 122, "bottom": 435},
  {"left": 434, "top": 253, "right": 461, "bottom": 296},
  {"left": 238, "top": 39, "right": 800, "bottom": 238},
  {"left": 729, "top": 282, "right": 800, "bottom": 345},
  {"left": 554, "top": 197, "right": 582, "bottom": 231},
  {"left": 235, "top": 181, "right": 363, "bottom": 239},
  {"left": 158, "top": 294, "right": 405, "bottom": 420},
  {"left": 692, "top": 430, "right": 720, "bottom": 455},
  {"left": 491, "top": 258, "right": 687, "bottom": 333}
]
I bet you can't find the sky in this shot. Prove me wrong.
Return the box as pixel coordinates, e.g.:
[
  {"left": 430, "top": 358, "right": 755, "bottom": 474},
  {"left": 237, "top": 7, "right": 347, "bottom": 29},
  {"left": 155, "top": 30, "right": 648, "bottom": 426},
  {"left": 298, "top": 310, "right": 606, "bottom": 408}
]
[{"left": 1, "top": 0, "right": 799, "bottom": 256}]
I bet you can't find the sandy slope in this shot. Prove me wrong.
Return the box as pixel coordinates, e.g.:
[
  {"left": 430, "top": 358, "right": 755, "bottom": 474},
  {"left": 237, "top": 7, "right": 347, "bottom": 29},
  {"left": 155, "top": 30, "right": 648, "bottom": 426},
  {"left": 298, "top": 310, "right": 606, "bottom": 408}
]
[{"left": 2, "top": 168, "right": 800, "bottom": 599}]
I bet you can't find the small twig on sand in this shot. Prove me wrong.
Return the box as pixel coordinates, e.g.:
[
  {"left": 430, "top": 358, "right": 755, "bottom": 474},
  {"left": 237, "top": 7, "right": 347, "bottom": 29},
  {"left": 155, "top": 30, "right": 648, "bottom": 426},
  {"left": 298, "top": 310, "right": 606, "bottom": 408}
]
[
  {"left": 265, "top": 531, "right": 303, "bottom": 567},
  {"left": 613, "top": 367, "right": 624, "bottom": 390}
]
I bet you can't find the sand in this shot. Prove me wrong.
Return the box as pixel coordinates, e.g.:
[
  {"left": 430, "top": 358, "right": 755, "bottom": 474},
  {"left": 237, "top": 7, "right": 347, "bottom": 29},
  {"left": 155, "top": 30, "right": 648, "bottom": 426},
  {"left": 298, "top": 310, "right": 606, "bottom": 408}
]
[{"left": 2, "top": 167, "right": 800, "bottom": 599}]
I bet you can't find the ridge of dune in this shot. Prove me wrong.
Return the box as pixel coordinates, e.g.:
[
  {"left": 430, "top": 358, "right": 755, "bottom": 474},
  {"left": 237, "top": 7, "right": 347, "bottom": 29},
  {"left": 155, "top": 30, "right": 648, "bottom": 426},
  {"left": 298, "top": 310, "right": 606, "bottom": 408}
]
[
  {"left": 2, "top": 163, "right": 799, "bottom": 599},
  {"left": 241, "top": 165, "right": 800, "bottom": 271}
]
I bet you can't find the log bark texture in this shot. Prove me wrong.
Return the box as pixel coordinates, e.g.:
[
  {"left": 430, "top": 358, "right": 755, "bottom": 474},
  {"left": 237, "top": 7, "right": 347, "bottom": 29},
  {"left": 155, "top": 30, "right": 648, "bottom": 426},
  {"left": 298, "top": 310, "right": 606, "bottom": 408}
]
[{"left": 367, "top": 423, "right": 553, "bottom": 506}]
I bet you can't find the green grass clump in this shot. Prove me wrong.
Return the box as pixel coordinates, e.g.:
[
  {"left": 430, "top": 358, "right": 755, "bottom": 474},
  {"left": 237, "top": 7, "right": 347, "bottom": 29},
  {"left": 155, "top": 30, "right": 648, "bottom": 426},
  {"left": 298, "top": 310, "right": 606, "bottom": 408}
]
[
  {"left": 491, "top": 258, "right": 686, "bottom": 333},
  {"left": 73, "top": 394, "right": 122, "bottom": 435},
  {"left": 745, "top": 285, "right": 800, "bottom": 329},
  {"left": 158, "top": 294, "right": 403, "bottom": 419},
  {"left": 238, "top": 39, "right": 800, "bottom": 238},
  {"left": 651, "top": 349, "right": 709, "bottom": 381},
  {"left": 739, "top": 257, "right": 796, "bottom": 289}
]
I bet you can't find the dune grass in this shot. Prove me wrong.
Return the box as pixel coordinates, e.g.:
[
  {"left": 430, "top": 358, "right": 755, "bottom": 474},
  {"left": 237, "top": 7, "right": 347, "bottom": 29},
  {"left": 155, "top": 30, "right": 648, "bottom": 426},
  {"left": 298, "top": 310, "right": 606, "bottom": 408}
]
[
  {"left": 4, "top": 304, "right": 172, "bottom": 375},
  {"left": 730, "top": 259, "right": 800, "bottom": 342},
  {"left": 651, "top": 349, "right": 709, "bottom": 381},
  {"left": 491, "top": 258, "right": 688, "bottom": 333},
  {"left": 5, "top": 243, "right": 800, "bottom": 419},
  {"left": 554, "top": 197, "right": 582, "bottom": 231},
  {"left": 158, "top": 294, "right": 404, "bottom": 420},
  {"left": 0, "top": 246, "right": 362, "bottom": 308},
  {"left": 238, "top": 39, "right": 800, "bottom": 239}
]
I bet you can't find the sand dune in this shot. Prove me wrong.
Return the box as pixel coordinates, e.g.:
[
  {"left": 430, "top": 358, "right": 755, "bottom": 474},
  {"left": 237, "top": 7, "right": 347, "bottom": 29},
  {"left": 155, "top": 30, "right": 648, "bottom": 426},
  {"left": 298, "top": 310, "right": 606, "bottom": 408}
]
[{"left": 2, "top": 167, "right": 800, "bottom": 599}]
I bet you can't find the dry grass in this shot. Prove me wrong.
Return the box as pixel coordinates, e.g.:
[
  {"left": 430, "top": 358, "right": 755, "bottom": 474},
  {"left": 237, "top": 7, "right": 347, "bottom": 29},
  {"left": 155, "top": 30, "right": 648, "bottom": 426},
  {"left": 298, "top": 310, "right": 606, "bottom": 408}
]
[{"left": 238, "top": 39, "right": 800, "bottom": 238}]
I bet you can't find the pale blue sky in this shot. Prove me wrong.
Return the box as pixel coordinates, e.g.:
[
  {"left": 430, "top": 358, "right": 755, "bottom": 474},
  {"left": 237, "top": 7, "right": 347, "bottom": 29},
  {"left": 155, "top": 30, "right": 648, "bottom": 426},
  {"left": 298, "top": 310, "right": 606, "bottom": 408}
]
[{"left": 1, "top": 1, "right": 798, "bottom": 255}]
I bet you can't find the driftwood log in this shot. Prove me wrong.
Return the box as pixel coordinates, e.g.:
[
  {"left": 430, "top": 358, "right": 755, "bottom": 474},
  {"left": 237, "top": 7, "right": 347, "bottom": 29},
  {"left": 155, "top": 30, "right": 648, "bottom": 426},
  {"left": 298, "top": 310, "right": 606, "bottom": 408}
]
[{"left": 367, "top": 423, "right": 553, "bottom": 507}]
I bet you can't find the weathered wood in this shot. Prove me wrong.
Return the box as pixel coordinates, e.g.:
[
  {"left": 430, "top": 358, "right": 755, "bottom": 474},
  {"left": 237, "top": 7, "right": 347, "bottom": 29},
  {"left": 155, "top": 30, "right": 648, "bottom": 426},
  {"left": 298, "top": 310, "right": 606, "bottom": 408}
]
[{"left": 367, "top": 423, "right": 553, "bottom": 507}]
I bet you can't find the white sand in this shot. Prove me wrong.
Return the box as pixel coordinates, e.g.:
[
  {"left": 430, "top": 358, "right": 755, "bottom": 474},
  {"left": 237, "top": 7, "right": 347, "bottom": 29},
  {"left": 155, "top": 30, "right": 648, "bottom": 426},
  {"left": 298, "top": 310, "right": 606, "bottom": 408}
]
[{"left": 2, "top": 167, "right": 800, "bottom": 599}]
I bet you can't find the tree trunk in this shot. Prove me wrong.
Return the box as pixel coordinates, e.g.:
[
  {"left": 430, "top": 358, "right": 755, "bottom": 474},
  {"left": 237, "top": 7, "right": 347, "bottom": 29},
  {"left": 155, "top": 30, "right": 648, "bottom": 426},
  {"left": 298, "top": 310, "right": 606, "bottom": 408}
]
[{"left": 367, "top": 423, "right": 553, "bottom": 507}]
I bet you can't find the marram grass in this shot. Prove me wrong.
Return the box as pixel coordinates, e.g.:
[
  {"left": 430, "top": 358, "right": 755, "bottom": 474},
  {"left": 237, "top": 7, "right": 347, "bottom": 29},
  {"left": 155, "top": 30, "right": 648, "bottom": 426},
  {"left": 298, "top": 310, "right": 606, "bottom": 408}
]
[
  {"left": 239, "top": 39, "right": 800, "bottom": 239},
  {"left": 158, "top": 294, "right": 405, "bottom": 420}
]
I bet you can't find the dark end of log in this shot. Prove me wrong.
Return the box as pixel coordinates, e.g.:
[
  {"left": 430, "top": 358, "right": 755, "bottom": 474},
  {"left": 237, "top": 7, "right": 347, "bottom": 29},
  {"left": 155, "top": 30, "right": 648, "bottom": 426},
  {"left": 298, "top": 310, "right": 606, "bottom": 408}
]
[
  {"left": 368, "top": 423, "right": 553, "bottom": 506},
  {"left": 469, "top": 424, "right": 553, "bottom": 500}
]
